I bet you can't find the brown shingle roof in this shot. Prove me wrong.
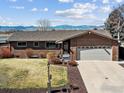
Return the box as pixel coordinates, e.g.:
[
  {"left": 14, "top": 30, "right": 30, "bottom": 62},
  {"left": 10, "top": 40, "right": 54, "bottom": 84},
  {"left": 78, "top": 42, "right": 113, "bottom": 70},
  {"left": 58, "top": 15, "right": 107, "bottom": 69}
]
[{"left": 8, "top": 30, "right": 113, "bottom": 42}]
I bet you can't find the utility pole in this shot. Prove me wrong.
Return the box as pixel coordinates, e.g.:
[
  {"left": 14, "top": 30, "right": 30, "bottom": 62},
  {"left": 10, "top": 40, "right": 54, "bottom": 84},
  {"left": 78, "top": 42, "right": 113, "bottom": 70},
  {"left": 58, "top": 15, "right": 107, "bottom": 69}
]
[{"left": 47, "top": 60, "right": 52, "bottom": 93}]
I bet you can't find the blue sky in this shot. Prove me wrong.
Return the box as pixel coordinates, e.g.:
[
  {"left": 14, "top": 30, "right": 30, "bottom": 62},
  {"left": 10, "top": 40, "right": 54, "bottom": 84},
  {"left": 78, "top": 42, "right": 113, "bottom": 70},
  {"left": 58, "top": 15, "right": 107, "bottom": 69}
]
[{"left": 0, "top": 0, "right": 123, "bottom": 26}]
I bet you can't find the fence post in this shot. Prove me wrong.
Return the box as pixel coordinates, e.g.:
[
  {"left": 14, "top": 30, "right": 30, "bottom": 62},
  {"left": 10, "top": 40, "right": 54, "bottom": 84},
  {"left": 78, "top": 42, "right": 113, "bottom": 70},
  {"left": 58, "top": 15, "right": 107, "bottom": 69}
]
[{"left": 47, "top": 60, "right": 51, "bottom": 93}]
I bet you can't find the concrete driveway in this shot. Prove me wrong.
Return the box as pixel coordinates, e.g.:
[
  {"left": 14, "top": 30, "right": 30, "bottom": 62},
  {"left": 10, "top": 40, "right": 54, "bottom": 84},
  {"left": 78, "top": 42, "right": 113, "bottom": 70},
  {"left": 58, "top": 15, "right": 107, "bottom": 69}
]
[{"left": 78, "top": 61, "right": 124, "bottom": 93}]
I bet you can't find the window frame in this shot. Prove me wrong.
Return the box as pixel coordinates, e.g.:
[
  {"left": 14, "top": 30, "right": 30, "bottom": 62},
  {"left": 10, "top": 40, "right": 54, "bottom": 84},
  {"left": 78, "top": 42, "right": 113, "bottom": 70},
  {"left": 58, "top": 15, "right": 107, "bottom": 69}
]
[
  {"left": 17, "top": 41, "right": 27, "bottom": 47},
  {"left": 33, "top": 41, "right": 39, "bottom": 47},
  {"left": 46, "top": 41, "right": 57, "bottom": 49}
]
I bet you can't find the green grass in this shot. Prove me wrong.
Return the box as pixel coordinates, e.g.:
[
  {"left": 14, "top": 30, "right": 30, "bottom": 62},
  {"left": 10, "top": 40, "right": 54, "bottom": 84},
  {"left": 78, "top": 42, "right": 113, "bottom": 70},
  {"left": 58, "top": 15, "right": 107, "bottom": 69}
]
[{"left": 0, "top": 58, "right": 67, "bottom": 89}]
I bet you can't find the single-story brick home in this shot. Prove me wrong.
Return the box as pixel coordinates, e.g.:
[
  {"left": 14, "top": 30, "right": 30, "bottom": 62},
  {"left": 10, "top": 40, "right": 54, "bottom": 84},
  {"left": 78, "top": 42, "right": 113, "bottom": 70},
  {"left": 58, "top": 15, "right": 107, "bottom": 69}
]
[{"left": 7, "top": 30, "right": 118, "bottom": 61}]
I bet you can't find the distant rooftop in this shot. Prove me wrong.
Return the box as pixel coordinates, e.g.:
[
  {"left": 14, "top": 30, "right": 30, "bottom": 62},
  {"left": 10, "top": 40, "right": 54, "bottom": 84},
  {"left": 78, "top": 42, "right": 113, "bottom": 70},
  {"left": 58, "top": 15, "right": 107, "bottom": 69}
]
[{"left": 0, "top": 34, "right": 12, "bottom": 43}]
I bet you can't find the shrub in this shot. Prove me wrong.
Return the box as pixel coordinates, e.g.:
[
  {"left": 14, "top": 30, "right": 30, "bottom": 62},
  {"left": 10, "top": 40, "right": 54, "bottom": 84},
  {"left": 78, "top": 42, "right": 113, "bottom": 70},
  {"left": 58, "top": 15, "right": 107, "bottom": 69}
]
[
  {"left": 51, "top": 58, "right": 62, "bottom": 64},
  {"left": 39, "top": 51, "right": 49, "bottom": 58},
  {"left": 69, "top": 61, "right": 78, "bottom": 66},
  {"left": 25, "top": 48, "right": 34, "bottom": 58},
  {"left": 47, "top": 52, "right": 62, "bottom": 64},
  {"left": 14, "top": 51, "right": 27, "bottom": 58},
  {"left": 47, "top": 52, "right": 56, "bottom": 60},
  {"left": 0, "top": 47, "right": 13, "bottom": 58}
]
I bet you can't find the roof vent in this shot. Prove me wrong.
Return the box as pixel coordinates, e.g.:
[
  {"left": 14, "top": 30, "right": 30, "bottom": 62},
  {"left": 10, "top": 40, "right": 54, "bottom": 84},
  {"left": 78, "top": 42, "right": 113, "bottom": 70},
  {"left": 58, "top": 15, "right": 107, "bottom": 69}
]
[{"left": 88, "top": 31, "right": 91, "bottom": 34}]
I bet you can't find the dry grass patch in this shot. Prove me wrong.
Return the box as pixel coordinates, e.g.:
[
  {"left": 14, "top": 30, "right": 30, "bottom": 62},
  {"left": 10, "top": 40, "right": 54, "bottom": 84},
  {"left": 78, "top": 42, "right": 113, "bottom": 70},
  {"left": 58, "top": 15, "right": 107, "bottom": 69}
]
[{"left": 0, "top": 59, "right": 67, "bottom": 89}]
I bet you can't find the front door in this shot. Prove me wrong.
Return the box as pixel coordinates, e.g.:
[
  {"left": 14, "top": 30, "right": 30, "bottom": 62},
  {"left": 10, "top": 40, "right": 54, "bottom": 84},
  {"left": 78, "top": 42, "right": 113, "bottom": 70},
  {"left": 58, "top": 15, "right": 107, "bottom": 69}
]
[{"left": 63, "top": 40, "right": 70, "bottom": 54}]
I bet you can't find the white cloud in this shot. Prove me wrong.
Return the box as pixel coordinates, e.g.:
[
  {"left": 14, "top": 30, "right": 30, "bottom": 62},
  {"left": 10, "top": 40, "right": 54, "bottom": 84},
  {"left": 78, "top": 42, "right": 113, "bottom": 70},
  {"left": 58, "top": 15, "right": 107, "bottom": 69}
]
[
  {"left": 43, "top": 8, "right": 48, "bottom": 12},
  {"left": 51, "top": 19, "right": 82, "bottom": 26},
  {"left": 11, "top": 6, "right": 25, "bottom": 10},
  {"left": 102, "top": 0, "right": 123, "bottom": 4},
  {"left": 92, "top": 0, "right": 97, "bottom": 2},
  {"left": 100, "top": 6, "right": 112, "bottom": 13},
  {"left": 31, "top": 7, "right": 48, "bottom": 12},
  {"left": 115, "top": 0, "right": 123, "bottom": 3},
  {"left": 55, "top": 3, "right": 97, "bottom": 19},
  {"left": 58, "top": 0, "right": 74, "bottom": 3},
  {"left": 89, "top": 18, "right": 105, "bottom": 25},
  {"left": 51, "top": 17, "right": 105, "bottom": 26},
  {"left": 9, "top": 0, "right": 17, "bottom": 2},
  {"left": 0, "top": 16, "right": 11, "bottom": 20},
  {"left": 102, "top": 0, "right": 109, "bottom": 4},
  {"left": 0, "top": 16, "right": 2, "bottom": 20},
  {"left": 0, "top": 16, "right": 13, "bottom": 26},
  {"left": 73, "top": 3, "right": 97, "bottom": 10},
  {"left": 31, "top": 8, "right": 38, "bottom": 12},
  {"left": 68, "top": 14, "right": 97, "bottom": 19},
  {"left": 51, "top": 19, "right": 66, "bottom": 23}
]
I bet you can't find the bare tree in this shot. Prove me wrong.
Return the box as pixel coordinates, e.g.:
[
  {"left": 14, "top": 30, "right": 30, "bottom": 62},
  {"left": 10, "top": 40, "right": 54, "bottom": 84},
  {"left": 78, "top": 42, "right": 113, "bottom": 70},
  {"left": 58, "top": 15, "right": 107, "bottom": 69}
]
[
  {"left": 37, "top": 19, "right": 51, "bottom": 31},
  {"left": 105, "top": 4, "right": 124, "bottom": 41}
]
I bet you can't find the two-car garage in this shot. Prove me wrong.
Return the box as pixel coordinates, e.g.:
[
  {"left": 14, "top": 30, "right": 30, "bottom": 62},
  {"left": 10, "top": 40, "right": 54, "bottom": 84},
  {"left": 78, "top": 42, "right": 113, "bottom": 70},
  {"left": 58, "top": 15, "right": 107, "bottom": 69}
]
[
  {"left": 77, "top": 46, "right": 112, "bottom": 61},
  {"left": 67, "top": 30, "right": 118, "bottom": 61}
]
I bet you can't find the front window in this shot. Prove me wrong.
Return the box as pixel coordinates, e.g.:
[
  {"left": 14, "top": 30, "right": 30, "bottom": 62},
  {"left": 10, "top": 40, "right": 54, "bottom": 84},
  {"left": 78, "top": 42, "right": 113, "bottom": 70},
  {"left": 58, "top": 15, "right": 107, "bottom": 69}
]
[
  {"left": 46, "top": 41, "right": 57, "bottom": 49},
  {"left": 33, "top": 42, "right": 39, "bottom": 47},
  {"left": 17, "top": 42, "right": 27, "bottom": 47}
]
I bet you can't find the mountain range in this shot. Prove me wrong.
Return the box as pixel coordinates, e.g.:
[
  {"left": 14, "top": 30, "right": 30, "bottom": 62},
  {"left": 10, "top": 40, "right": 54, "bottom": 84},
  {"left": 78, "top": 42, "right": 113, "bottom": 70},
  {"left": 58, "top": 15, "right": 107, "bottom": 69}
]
[{"left": 0, "top": 25, "right": 104, "bottom": 31}]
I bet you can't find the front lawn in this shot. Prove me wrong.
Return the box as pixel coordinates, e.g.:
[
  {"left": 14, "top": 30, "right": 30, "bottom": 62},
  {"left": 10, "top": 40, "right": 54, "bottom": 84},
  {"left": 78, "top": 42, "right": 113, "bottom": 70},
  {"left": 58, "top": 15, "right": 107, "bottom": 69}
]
[{"left": 0, "top": 59, "right": 67, "bottom": 89}]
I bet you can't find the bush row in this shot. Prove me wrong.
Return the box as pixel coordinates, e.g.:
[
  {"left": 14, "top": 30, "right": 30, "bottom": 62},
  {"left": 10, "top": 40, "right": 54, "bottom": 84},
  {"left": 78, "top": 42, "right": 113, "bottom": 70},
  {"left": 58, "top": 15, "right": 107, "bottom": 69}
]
[
  {"left": 0, "top": 48, "right": 78, "bottom": 66},
  {"left": 14, "top": 48, "right": 60, "bottom": 59},
  {"left": 0, "top": 47, "right": 13, "bottom": 58},
  {"left": 0, "top": 48, "right": 59, "bottom": 59}
]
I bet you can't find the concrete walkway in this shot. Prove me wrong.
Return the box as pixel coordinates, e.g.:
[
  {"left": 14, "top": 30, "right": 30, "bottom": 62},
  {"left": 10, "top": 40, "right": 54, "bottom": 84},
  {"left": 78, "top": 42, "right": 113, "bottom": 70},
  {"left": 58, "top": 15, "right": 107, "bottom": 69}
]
[{"left": 78, "top": 61, "right": 124, "bottom": 93}]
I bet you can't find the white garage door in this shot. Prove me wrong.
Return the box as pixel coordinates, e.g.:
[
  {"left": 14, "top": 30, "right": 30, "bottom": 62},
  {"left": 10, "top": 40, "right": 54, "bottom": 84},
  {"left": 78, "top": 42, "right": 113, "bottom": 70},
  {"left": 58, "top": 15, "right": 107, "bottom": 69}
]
[{"left": 77, "top": 47, "right": 112, "bottom": 61}]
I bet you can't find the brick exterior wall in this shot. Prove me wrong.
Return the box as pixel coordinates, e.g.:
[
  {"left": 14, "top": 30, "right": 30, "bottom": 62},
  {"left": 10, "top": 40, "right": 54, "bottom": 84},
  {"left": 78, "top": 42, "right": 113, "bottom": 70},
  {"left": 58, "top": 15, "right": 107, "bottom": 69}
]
[
  {"left": 70, "top": 47, "right": 77, "bottom": 61},
  {"left": 70, "top": 33, "right": 117, "bottom": 47},
  {"left": 69, "top": 32, "right": 118, "bottom": 61},
  {"left": 112, "top": 46, "right": 119, "bottom": 61}
]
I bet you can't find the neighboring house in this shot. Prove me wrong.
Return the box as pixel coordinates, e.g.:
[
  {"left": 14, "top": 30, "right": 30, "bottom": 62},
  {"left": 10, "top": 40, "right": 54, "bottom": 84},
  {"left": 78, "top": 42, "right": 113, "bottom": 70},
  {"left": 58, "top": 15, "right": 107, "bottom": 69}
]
[
  {"left": 0, "top": 34, "right": 11, "bottom": 47},
  {"left": 7, "top": 30, "right": 118, "bottom": 61}
]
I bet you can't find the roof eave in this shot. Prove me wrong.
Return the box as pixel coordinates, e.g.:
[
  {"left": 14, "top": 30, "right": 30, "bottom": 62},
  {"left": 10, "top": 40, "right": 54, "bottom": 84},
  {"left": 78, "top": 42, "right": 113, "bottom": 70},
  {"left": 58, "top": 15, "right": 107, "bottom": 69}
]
[{"left": 56, "top": 31, "right": 117, "bottom": 43}]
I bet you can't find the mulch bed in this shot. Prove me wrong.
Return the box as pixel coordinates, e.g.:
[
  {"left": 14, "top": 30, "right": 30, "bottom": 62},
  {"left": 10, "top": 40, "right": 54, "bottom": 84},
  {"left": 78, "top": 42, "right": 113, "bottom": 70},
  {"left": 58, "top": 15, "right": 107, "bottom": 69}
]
[
  {"left": 67, "top": 65, "right": 87, "bottom": 93},
  {"left": 51, "top": 64, "right": 88, "bottom": 93}
]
